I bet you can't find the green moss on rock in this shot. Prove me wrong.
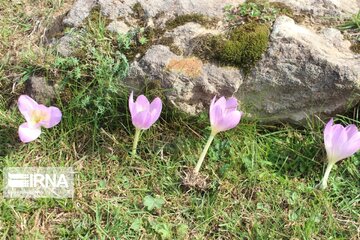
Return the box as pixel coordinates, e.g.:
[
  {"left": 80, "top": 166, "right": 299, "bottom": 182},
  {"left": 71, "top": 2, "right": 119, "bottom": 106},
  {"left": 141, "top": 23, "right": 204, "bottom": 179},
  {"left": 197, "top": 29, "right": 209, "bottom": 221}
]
[
  {"left": 192, "top": 22, "right": 270, "bottom": 74},
  {"left": 87, "top": 7, "right": 112, "bottom": 26},
  {"left": 158, "top": 37, "right": 182, "bottom": 55},
  {"left": 166, "top": 14, "right": 218, "bottom": 30},
  {"left": 131, "top": 2, "right": 146, "bottom": 22},
  {"left": 350, "top": 42, "right": 360, "bottom": 54},
  {"left": 269, "top": 2, "right": 293, "bottom": 16}
]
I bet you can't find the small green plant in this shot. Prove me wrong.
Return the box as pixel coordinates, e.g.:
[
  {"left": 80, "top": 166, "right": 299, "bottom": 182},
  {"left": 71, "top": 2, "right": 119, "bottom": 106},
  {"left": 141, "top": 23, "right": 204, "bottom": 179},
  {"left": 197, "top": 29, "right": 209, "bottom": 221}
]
[
  {"left": 338, "top": 10, "right": 360, "bottom": 43},
  {"left": 338, "top": 10, "right": 360, "bottom": 32},
  {"left": 224, "top": 1, "right": 278, "bottom": 28},
  {"left": 337, "top": 10, "right": 360, "bottom": 52},
  {"left": 143, "top": 195, "right": 165, "bottom": 211},
  {"left": 116, "top": 27, "right": 161, "bottom": 61}
]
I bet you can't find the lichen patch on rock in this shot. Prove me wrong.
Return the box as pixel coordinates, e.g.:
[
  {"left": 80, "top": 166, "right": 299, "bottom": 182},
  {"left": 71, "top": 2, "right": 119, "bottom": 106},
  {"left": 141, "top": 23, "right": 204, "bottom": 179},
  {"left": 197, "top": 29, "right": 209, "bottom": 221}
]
[{"left": 166, "top": 57, "right": 204, "bottom": 78}]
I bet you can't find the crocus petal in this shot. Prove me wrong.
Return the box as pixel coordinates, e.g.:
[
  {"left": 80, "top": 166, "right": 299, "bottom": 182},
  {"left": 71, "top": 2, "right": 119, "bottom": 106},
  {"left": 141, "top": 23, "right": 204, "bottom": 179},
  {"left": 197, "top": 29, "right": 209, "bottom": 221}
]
[
  {"left": 324, "top": 119, "right": 360, "bottom": 164},
  {"left": 18, "top": 122, "right": 41, "bottom": 143},
  {"left": 210, "top": 104, "right": 223, "bottom": 131},
  {"left": 340, "top": 139, "right": 360, "bottom": 161},
  {"left": 225, "top": 97, "right": 238, "bottom": 111},
  {"left": 42, "top": 106, "right": 62, "bottom": 128},
  {"left": 214, "top": 96, "right": 226, "bottom": 109},
  {"left": 132, "top": 110, "right": 152, "bottom": 130},
  {"left": 324, "top": 118, "right": 334, "bottom": 147},
  {"left": 134, "top": 95, "right": 150, "bottom": 114},
  {"left": 149, "top": 97, "right": 162, "bottom": 125},
  {"left": 348, "top": 131, "right": 360, "bottom": 143},
  {"left": 345, "top": 124, "right": 358, "bottom": 139},
  {"left": 326, "top": 124, "right": 347, "bottom": 162},
  {"left": 209, "top": 96, "right": 218, "bottom": 126},
  {"left": 215, "top": 111, "right": 242, "bottom": 133},
  {"left": 18, "top": 95, "right": 38, "bottom": 122},
  {"left": 331, "top": 125, "right": 347, "bottom": 150},
  {"left": 129, "top": 91, "right": 135, "bottom": 117}
]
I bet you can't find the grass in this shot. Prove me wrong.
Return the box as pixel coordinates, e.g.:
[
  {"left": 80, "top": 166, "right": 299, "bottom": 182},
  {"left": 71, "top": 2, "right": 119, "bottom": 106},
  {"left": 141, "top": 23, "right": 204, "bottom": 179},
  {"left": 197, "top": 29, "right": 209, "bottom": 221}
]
[
  {"left": 338, "top": 10, "right": 360, "bottom": 32},
  {"left": 337, "top": 10, "right": 360, "bottom": 52},
  {"left": 0, "top": 1, "right": 359, "bottom": 239}
]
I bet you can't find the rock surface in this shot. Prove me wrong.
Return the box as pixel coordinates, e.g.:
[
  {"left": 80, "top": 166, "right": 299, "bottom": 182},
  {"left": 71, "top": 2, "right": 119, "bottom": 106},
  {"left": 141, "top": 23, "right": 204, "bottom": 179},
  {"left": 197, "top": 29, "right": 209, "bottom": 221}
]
[
  {"left": 26, "top": 76, "right": 56, "bottom": 104},
  {"left": 59, "top": 0, "right": 360, "bottom": 123},
  {"left": 238, "top": 16, "right": 360, "bottom": 122},
  {"left": 63, "top": 0, "right": 245, "bottom": 27},
  {"left": 56, "top": 34, "right": 80, "bottom": 57},
  {"left": 164, "top": 23, "right": 221, "bottom": 54},
  {"left": 270, "top": 0, "right": 360, "bottom": 18},
  {"left": 63, "top": 0, "right": 97, "bottom": 27},
  {"left": 127, "top": 45, "right": 243, "bottom": 114},
  {"left": 106, "top": 20, "right": 131, "bottom": 34},
  {"left": 63, "top": 0, "right": 359, "bottom": 27},
  {"left": 99, "top": 0, "right": 244, "bottom": 19}
]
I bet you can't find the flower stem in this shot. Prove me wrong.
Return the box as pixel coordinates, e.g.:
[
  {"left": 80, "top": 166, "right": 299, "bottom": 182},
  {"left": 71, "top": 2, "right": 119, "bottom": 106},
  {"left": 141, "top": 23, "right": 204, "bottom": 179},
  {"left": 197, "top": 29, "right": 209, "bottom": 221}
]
[
  {"left": 319, "top": 162, "right": 334, "bottom": 190},
  {"left": 132, "top": 128, "right": 141, "bottom": 158},
  {"left": 194, "top": 133, "right": 216, "bottom": 173}
]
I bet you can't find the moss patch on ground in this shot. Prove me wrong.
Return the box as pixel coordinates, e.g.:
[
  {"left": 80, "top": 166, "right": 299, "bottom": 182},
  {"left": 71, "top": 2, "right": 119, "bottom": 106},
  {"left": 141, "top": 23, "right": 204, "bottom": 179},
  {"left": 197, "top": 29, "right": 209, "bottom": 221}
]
[
  {"left": 192, "top": 22, "right": 270, "bottom": 74},
  {"left": 166, "top": 14, "right": 218, "bottom": 30},
  {"left": 131, "top": 2, "right": 146, "bottom": 23},
  {"left": 350, "top": 42, "right": 360, "bottom": 53}
]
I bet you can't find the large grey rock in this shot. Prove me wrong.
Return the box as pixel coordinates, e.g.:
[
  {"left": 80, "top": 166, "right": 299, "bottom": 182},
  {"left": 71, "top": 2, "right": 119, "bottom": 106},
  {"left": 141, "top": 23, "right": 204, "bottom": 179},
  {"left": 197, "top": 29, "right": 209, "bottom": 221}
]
[
  {"left": 56, "top": 33, "right": 80, "bottom": 57},
  {"left": 164, "top": 22, "right": 221, "bottom": 54},
  {"left": 99, "top": 0, "right": 137, "bottom": 20},
  {"left": 60, "top": 0, "right": 360, "bottom": 123},
  {"left": 130, "top": 0, "right": 243, "bottom": 18},
  {"left": 269, "top": 0, "right": 360, "bottom": 18},
  {"left": 238, "top": 16, "right": 360, "bottom": 122},
  {"left": 126, "top": 45, "right": 243, "bottom": 114},
  {"left": 63, "top": 0, "right": 97, "bottom": 27},
  {"left": 65, "top": 0, "right": 245, "bottom": 26},
  {"left": 26, "top": 76, "right": 56, "bottom": 104},
  {"left": 106, "top": 20, "right": 131, "bottom": 34},
  {"left": 64, "top": 0, "right": 359, "bottom": 27}
]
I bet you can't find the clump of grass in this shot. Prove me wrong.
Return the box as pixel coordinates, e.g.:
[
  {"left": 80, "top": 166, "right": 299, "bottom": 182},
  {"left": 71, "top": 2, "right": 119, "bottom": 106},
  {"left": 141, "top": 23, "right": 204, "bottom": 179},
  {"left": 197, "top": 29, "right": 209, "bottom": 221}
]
[
  {"left": 192, "top": 22, "right": 270, "bottom": 73},
  {"left": 224, "top": 0, "right": 297, "bottom": 28},
  {"left": 337, "top": 10, "right": 360, "bottom": 54},
  {"left": 338, "top": 10, "right": 360, "bottom": 32}
]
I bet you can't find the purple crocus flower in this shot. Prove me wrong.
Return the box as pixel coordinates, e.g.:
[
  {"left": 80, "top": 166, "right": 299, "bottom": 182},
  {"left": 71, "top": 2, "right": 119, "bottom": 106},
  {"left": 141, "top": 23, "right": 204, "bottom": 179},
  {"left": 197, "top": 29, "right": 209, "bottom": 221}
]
[
  {"left": 210, "top": 96, "right": 243, "bottom": 135},
  {"left": 194, "top": 96, "right": 243, "bottom": 173},
  {"left": 319, "top": 118, "right": 360, "bottom": 189},
  {"left": 18, "top": 95, "right": 62, "bottom": 143},
  {"left": 129, "top": 92, "right": 162, "bottom": 130},
  {"left": 129, "top": 92, "right": 162, "bottom": 157}
]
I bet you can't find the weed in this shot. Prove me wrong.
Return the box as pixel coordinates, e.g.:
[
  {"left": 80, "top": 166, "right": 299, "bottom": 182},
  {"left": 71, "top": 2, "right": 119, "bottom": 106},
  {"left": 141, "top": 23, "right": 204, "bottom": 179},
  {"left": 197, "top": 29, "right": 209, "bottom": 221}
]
[{"left": 338, "top": 10, "right": 360, "bottom": 32}]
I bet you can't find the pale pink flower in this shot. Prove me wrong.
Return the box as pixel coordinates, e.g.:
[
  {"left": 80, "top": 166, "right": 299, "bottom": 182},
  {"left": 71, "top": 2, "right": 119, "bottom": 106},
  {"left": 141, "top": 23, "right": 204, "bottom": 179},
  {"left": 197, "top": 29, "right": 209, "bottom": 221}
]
[
  {"left": 319, "top": 118, "right": 360, "bottom": 189},
  {"left": 210, "top": 96, "right": 243, "bottom": 135},
  {"left": 18, "top": 95, "right": 62, "bottom": 143}
]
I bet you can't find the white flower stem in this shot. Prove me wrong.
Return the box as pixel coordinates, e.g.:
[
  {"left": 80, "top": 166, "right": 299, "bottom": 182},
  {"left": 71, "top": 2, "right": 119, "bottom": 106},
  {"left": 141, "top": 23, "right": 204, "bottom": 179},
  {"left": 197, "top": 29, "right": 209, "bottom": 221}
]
[
  {"left": 319, "top": 162, "right": 335, "bottom": 190},
  {"left": 194, "top": 133, "right": 216, "bottom": 173},
  {"left": 132, "top": 128, "right": 141, "bottom": 157}
]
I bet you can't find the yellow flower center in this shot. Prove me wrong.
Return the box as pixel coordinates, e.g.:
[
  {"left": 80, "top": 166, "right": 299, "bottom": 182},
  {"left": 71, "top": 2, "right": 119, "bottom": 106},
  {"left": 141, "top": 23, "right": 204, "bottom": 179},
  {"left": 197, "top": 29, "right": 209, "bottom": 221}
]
[{"left": 30, "top": 109, "right": 47, "bottom": 125}]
